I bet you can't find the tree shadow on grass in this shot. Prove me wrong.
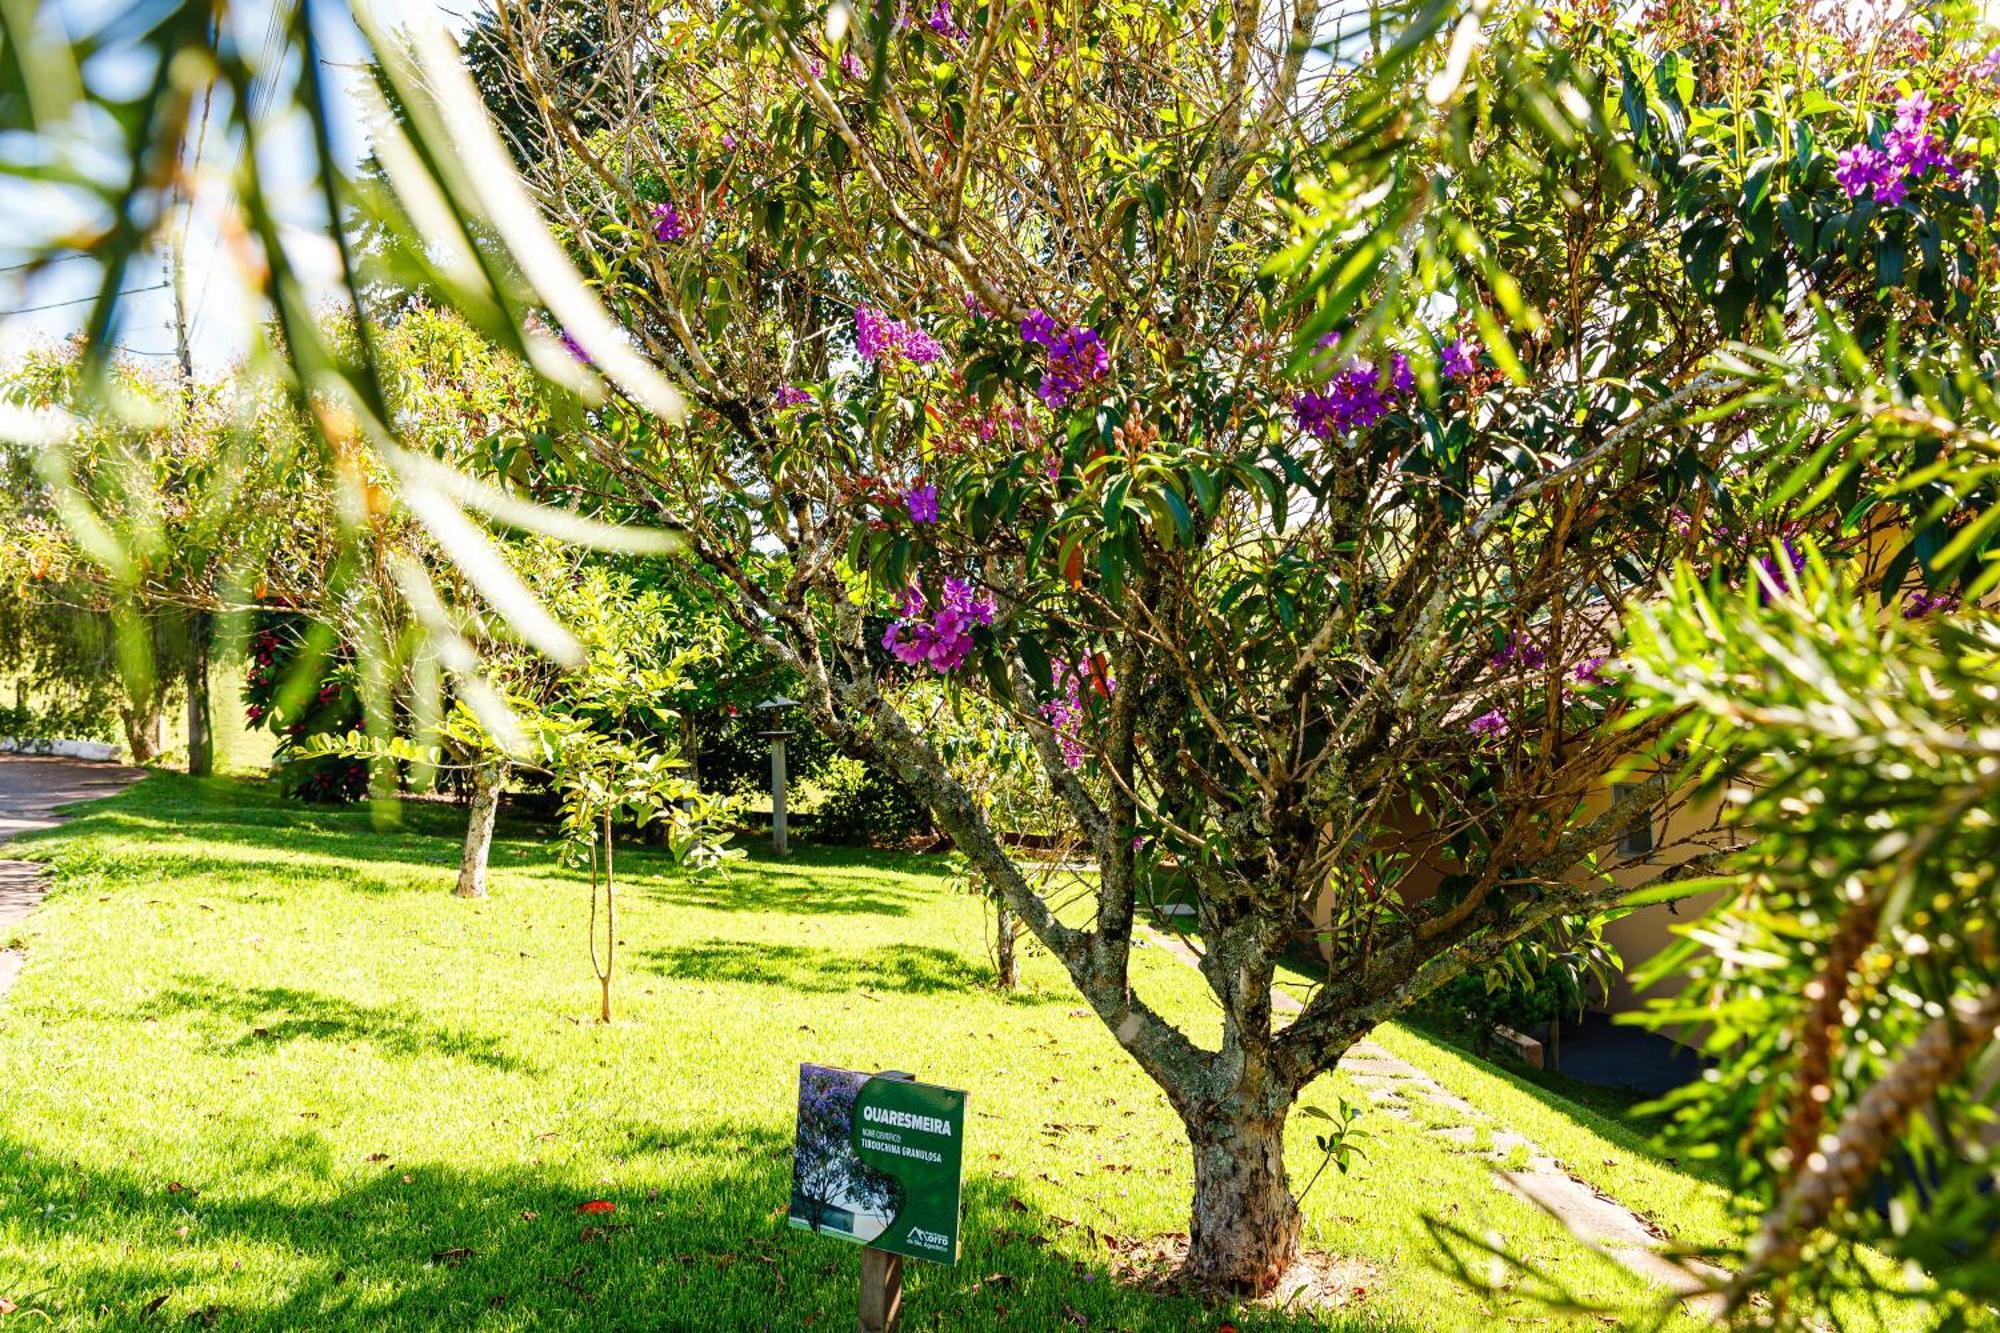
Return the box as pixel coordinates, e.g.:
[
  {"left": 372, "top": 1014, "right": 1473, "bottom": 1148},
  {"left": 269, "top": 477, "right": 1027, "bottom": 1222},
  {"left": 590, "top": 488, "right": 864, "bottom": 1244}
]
[
  {"left": 633, "top": 864, "right": 929, "bottom": 918},
  {"left": 636, "top": 940, "right": 1060, "bottom": 1004},
  {"left": 137, "top": 975, "right": 529, "bottom": 1073},
  {"left": 0, "top": 1122, "right": 1399, "bottom": 1331}
]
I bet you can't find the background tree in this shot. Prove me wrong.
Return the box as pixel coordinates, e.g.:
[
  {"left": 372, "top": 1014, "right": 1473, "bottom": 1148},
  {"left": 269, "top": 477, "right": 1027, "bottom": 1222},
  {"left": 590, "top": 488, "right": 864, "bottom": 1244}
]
[{"left": 0, "top": 345, "right": 322, "bottom": 764}]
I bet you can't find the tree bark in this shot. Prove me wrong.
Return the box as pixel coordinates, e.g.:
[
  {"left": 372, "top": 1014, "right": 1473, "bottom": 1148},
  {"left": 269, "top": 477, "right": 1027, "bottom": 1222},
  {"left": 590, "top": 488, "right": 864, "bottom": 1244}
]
[
  {"left": 120, "top": 704, "right": 162, "bottom": 766},
  {"left": 1183, "top": 1105, "right": 1301, "bottom": 1295},
  {"left": 993, "top": 895, "right": 1018, "bottom": 990},
  {"left": 456, "top": 761, "right": 507, "bottom": 899}
]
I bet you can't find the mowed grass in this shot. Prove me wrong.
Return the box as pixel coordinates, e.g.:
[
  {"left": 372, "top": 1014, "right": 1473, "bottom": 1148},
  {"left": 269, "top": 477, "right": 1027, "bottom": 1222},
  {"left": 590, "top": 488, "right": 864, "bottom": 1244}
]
[{"left": 3, "top": 774, "right": 1746, "bottom": 1330}]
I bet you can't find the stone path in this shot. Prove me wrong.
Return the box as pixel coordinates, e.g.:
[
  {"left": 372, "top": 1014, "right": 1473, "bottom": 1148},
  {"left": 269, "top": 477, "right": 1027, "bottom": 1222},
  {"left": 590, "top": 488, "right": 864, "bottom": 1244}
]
[
  {"left": 1141, "top": 922, "right": 1726, "bottom": 1313},
  {"left": 0, "top": 755, "right": 141, "bottom": 997}
]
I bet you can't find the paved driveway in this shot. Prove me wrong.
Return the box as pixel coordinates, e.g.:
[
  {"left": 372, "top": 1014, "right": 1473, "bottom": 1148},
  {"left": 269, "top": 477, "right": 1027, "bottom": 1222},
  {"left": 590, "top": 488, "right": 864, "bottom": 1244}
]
[{"left": 0, "top": 755, "right": 142, "bottom": 994}]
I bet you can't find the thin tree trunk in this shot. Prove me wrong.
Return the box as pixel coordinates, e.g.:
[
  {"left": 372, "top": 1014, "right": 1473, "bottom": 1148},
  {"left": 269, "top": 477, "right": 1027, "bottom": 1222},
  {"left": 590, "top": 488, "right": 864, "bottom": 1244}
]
[
  {"left": 599, "top": 809, "right": 615, "bottom": 1023},
  {"left": 993, "top": 895, "right": 1018, "bottom": 989},
  {"left": 1182, "top": 1107, "right": 1302, "bottom": 1296},
  {"left": 185, "top": 611, "right": 213, "bottom": 777},
  {"left": 456, "top": 760, "right": 507, "bottom": 898}
]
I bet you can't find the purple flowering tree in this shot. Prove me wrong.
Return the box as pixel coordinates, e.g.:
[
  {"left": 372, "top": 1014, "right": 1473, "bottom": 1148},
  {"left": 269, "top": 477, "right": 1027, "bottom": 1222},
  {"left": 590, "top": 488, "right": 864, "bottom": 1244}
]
[
  {"left": 455, "top": 0, "right": 1978, "bottom": 1298},
  {"left": 791, "top": 1064, "right": 899, "bottom": 1232}
]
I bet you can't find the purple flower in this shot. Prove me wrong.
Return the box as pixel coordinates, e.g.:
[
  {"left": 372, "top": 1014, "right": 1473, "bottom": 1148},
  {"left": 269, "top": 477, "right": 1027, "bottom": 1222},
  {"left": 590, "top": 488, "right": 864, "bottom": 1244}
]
[
  {"left": 900, "top": 325, "right": 946, "bottom": 366},
  {"left": 1835, "top": 144, "right": 1889, "bottom": 199},
  {"left": 559, "top": 329, "right": 592, "bottom": 365},
  {"left": 775, "top": 384, "right": 811, "bottom": 408},
  {"left": 1389, "top": 353, "right": 1415, "bottom": 395},
  {"left": 855, "top": 305, "right": 945, "bottom": 369},
  {"left": 1491, "top": 634, "right": 1545, "bottom": 671},
  {"left": 1020, "top": 310, "right": 1108, "bottom": 408},
  {"left": 1894, "top": 90, "right": 1933, "bottom": 136},
  {"left": 721, "top": 132, "right": 738, "bottom": 150},
  {"left": 1755, "top": 538, "right": 1808, "bottom": 600},
  {"left": 1441, "top": 338, "right": 1477, "bottom": 380},
  {"left": 881, "top": 577, "right": 995, "bottom": 673},
  {"left": 926, "top": 0, "right": 965, "bottom": 40},
  {"left": 1837, "top": 91, "right": 1953, "bottom": 207},
  {"left": 905, "top": 484, "right": 939, "bottom": 524},
  {"left": 1468, "top": 709, "right": 1510, "bottom": 740},
  {"left": 807, "top": 57, "right": 825, "bottom": 79},
  {"left": 652, "top": 201, "right": 687, "bottom": 243},
  {"left": 1293, "top": 362, "right": 1395, "bottom": 440},
  {"left": 1040, "top": 658, "right": 1111, "bottom": 768},
  {"left": 1903, "top": 590, "right": 1960, "bottom": 619},
  {"left": 841, "top": 51, "right": 865, "bottom": 80},
  {"left": 1572, "top": 655, "right": 1611, "bottom": 687}
]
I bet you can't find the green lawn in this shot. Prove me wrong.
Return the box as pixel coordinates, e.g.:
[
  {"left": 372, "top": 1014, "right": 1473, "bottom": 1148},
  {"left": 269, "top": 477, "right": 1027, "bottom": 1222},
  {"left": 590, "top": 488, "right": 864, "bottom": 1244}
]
[{"left": 2, "top": 774, "right": 1748, "bottom": 1330}]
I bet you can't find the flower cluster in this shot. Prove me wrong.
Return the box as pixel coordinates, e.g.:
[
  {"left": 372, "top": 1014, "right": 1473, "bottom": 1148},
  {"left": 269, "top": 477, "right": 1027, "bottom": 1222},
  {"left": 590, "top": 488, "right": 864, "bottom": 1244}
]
[
  {"left": 774, "top": 384, "right": 812, "bottom": 408},
  {"left": 1490, "top": 633, "right": 1546, "bottom": 671},
  {"left": 841, "top": 51, "right": 865, "bottom": 80},
  {"left": 1293, "top": 334, "right": 1478, "bottom": 441},
  {"left": 1041, "top": 660, "right": 1090, "bottom": 768},
  {"left": 926, "top": 0, "right": 965, "bottom": 41},
  {"left": 1020, "top": 310, "right": 1109, "bottom": 409},
  {"left": 905, "top": 483, "right": 939, "bottom": 523},
  {"left": 1903, "top": 589, "right": 1961, "bottom": 618},
  {"left": 1836, "top": 91, "right": 1955, "bottom": 207},
  {"left": 559, "top": 329, "right": 592, "bottom": 365},
  {"left": 856, "top": 305, "right": 946, "bottom": 367},
  {"left": 881, "top": 577, "right": 994, "bottom": 672},
  {"left": 1755, "top": 538, "right": 1807, "bottom": 600},
  {"left": 652, "top": 202, "right": 687, "bottom": 243},
  {"left": 1467, "top": 709, "right": 1509, "bottom": 740},
  {"left": 1571, "top": 655, "right": 1611, "bottom": 687}
]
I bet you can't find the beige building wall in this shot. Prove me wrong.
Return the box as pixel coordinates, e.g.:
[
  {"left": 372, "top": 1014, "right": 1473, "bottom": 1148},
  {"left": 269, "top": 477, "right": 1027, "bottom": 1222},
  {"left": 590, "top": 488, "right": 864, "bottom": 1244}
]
[{"left": 1309, "top": 778, "right": 1741, "bottom": 1038}]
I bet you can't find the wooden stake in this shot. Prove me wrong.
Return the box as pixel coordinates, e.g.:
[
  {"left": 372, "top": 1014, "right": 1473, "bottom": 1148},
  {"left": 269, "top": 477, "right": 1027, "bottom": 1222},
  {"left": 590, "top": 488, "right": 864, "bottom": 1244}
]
[{"left": 857, "top": 1246, "right": 903, "bottom": 1333}]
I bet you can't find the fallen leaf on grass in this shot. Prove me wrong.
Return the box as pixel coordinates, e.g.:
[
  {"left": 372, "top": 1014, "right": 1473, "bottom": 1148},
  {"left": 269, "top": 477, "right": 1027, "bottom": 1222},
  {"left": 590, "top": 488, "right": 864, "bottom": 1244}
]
[
  {"left": 430, "top": 1247, "right": 475, "bottom": 1267},
  {"left": 139, "top": 1293, "right": 169, "bottom": 1319},
  {"left": 576, "top": 1200, "right": 616, "bottom": 1215},
  {"left": 520, "top": 1210, "right": 539, "bottom": 1221},
  {"left": 0, "top": 1298, "right": 16, "bottom": 1316}
]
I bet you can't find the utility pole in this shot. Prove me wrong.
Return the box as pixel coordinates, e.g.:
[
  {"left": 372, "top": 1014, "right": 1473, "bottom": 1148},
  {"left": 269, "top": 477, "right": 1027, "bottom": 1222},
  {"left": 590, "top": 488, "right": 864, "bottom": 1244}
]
[{"left": 173, "top": 133, "right": 212, "bottom": 779}]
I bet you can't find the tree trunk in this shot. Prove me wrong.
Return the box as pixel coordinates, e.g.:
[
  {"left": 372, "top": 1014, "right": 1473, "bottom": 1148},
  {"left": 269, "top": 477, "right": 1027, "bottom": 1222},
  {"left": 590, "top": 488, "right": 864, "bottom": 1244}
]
[
  {"left": 185, "top": 612, "right": 213, "bottom": 777},
  {"left": 993, "top": 895, "right": 1018, "bottom": 990},
  {"left": 456, "top": 761, "right": 506, "bottom": 898},
  {"left": 1182, "top": 1107, "right": 1301, "bottom": 1296},
  {"left": 598, "top": 811, "right": 615, "bottom": 1023},
  {"left": 120, "top": 704, "right": 162, "bottom": 766}
]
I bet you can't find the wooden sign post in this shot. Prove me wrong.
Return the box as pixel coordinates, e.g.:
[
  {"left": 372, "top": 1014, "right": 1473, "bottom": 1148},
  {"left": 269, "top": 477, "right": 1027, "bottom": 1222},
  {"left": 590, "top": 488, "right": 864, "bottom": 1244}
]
[
  {"left": 857, "top": 1245, "right": 904, "bottom": 1333},
  {"left": 786, "top": 1065, "right": 965, "bottom": 1333}
]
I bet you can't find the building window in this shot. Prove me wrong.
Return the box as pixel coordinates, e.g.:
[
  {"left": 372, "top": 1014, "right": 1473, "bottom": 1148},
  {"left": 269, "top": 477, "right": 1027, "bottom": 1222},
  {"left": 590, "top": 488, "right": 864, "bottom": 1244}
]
[{"left": 1612, "top": 784, "right": 1655, "bottom": 856}]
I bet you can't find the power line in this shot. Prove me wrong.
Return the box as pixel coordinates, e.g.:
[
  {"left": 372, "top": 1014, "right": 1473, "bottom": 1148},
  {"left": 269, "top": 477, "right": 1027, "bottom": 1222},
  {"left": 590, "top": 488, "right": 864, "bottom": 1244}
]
[
  {"left": 0, "top": 283, "right": 170, "bottom": 318},
  {"left": 0, "top": 254, "right": 93, "bottom": 276},
  {"left": 188, "top": 0, "right": 297, "bottom": 347}
]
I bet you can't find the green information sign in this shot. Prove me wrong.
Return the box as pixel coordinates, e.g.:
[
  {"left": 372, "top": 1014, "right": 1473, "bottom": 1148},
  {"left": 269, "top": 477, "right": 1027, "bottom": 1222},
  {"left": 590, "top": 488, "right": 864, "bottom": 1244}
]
[{"left": 788, "top": 1064, "right": 966, "bottom": 1266}]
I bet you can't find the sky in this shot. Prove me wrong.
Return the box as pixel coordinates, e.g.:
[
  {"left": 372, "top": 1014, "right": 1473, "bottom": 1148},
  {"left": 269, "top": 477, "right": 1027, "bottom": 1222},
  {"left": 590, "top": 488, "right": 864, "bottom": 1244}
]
[{"left": 0, "top": 0, "right": 471, "bottom": 375}]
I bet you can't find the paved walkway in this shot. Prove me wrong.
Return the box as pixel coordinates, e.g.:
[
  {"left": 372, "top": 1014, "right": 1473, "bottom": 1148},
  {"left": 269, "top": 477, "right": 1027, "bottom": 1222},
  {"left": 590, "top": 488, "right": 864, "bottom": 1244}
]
[
  {"left": 1141, "top": 923, "right": 1726, "bottom": 1314},
  {"left": 0, "top": 755, "right": 141, "bottom": 996}
]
